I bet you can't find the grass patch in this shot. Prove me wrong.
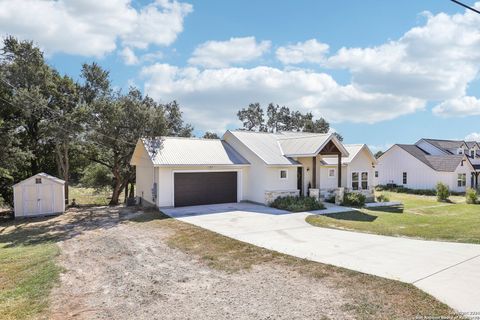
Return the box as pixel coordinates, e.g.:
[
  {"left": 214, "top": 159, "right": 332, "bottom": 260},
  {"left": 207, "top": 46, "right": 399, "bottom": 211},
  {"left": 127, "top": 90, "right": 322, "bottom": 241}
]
[
  {"left": 307, "top": 192, "right": 480, "bottom": 243},
  {"left": 132, "top": 209, "right": 456, "bottom": 319},
  {"left": 69, "top": 186, "right": 125, "bottom": 206},
  {"left": 0, "top": 243, "right": 61, "bottom": 320}
]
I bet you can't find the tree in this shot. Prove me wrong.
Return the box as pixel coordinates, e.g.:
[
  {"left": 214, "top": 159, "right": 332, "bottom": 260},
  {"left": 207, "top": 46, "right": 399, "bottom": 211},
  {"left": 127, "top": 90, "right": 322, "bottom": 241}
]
[
  {"left": 304, "top": 117, "right": 329, "bottom": 133},
  {"left": 237, "top": 103, "right": 265, "bottom": 131},
  {"left": 266, "top": 103, "right": 280, "bottom": 132},
  {"left": 374, "top": 151, "right": 384, "bottom": 159},
  {"left": 203, "top": 131, "right": 219, "bottom": 139},
  {"left": 164, "top": 100, "right": 194, "bottom": 137}
]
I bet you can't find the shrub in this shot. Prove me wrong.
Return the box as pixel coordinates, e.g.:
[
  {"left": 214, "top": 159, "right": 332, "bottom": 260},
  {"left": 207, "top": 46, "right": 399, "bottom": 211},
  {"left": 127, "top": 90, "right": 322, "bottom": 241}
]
[
  {"left": 436, "top": 182, "right": 450, "bottom": 202},
  {"left": 376, "top": 194, "right": 390, "bottom": 203},
  {"left": 375, "top": 185, "right": 436, "bottom": 196},
  {"left": 270, "top": 196, "right": 324, "bottom": 212},
  {"left": 325, "top": 195, "right": 336, "bottom": 204},
  {"left": 342, "top": 192, "right": 366, "bottom": 207},
  {"left": 466, "top": 188, "right": 478, "bottom": 204},
  {"left": 80, "top": 163, "right": 113, "bottom": 190}
]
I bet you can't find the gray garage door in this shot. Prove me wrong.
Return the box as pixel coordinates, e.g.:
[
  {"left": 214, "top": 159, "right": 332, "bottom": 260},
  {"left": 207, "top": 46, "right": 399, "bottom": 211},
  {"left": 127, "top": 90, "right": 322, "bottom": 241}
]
[{"left": 174, "top": 172, "right": 237, "bottom": 207}]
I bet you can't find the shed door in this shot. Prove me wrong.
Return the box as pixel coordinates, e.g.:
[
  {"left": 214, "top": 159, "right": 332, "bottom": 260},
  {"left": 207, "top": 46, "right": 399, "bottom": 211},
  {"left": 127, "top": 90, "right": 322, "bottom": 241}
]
[
  {"left": 22, "top": 184, "right": 54, "bottom": 216},
  {"left": 23, "top": 185, "right": 38, "bottom": 216},
  {"left": 174, "top": 172, "right": 237, "bottom": 207}
]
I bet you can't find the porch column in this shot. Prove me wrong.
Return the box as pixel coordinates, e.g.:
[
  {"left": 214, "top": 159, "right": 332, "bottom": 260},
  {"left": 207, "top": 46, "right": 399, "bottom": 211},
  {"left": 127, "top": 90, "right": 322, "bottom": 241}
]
[
  {"left": 312, "top": 156, "right": 316, "bottom": 188},
  {"left": 337, "top": 153, "right": 342, "bottom": 188},
  {"left": 476, "top": 173, "right": 479, "bottom": 189}
]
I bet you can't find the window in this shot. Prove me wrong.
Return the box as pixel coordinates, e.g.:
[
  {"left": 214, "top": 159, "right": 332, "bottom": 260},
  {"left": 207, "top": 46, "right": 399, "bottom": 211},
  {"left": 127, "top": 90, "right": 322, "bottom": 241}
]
[
  {"left": 328, "top": 168, "right": 335, "bottom": 178},
  {"left": 458, "top": 148, "right": 464, "bottom": 155},
  {"left": 361, "top": 172, "right": 368, "bottom": 190},
  {"left": 280, "top": 170, "right": 287, "bottom": 179},
  {"left": 471, "top": 149, "right": 476, "bottom": 158},
  {"left": 35, "top": 178, "right": 42, "bottom": 184},
  {"left": 351, "top": 172, "right": 359, "bottom": 190},
  {"left": 375, "top": 171, "right": 379, "bottom": 178},
  {"left": 402, "top": 172, "right": 407, "bottom": 185},
  {"left": 458, "top": 173, "right": 466, "bottom": 187}
]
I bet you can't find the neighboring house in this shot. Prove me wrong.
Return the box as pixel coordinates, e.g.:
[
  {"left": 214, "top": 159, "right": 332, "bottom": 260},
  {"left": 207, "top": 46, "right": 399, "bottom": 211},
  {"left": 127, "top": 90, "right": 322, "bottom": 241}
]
[
  {"left": 130, "top": 130, "right": 376, "bottom": 208},
  {"left": 13, "top": 173, "right": 65, "bottom": 218},
  {"left": 376, "top": 139, "right": 480, "bottom": 192}
]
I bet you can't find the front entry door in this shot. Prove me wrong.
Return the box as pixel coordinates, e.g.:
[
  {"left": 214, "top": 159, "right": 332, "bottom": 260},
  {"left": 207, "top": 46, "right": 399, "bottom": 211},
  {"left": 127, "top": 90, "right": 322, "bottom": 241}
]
[{"left": 297, "top": 167, "right": 303, "bottom": 196}]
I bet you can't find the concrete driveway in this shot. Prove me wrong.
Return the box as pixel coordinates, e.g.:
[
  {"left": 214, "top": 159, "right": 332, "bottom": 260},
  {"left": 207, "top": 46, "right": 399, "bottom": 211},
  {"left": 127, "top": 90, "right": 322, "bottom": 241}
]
[{"left": 163, "top": 202, "right": 480, "bottom": 314}]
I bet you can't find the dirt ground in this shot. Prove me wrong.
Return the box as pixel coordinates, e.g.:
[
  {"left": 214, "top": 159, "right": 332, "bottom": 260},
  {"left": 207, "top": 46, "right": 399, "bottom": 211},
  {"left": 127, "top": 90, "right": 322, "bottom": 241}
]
[{"left": 45, "top": 207, "right": 354, "bottom": 320}]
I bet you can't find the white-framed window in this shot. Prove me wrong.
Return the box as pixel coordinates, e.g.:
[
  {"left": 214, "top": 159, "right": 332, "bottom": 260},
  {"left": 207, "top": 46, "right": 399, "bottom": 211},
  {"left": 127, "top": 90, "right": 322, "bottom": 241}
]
[
  {"left": 470, "top": 149, "right": 476, "bottom": 158},
  {"left": 375, "top": 171, "right": 379, "bottom": 178},
  {"left": 402, "top": 172, "right": 407, "bottom": 185},
  {"left": 328, "top": 168, "right": 335, "bottom": 178},
  {"left": 361, "top": 172, "right": 368, "bottom": 190},
  {"left": 352, "top": 172, "right": 359, "bottom": 190},
  {"left": 458, "top": 148, "right": 464, "bottom": 155},
  {"left": 35, "top": 178, "right": 42, "bottom": 184},
  {"left": 458, "top": 173, "right": 466, "bottom": 187},
  {"left": 280, "top": 170, "right": 288, "bottom": 179}
]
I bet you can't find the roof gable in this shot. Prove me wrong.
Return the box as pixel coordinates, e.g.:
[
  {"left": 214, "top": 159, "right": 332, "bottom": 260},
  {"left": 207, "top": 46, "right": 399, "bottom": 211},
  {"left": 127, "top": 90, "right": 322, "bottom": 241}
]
[
  {"left": 14, "top": 173, "right": 65, "bottom": 187},
  {"left": 395, "top": 144, "right": 468, "bottom": 172}
]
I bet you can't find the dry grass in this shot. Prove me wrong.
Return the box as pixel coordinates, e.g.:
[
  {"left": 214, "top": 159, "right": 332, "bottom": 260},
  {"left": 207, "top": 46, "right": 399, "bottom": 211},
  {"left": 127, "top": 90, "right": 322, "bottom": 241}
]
[{"left": 133, "top": 209, "right": 457, "bottom": 320}]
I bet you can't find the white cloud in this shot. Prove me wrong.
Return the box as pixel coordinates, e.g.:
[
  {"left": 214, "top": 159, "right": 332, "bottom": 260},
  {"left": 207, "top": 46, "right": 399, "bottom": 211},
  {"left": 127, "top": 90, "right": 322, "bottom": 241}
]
[
  {"left": 188, "top": 37, "right": 271, "bottom": 68},
  {"left": 276, "top": 39, "right": 329, "bottom": 64},
  {"left": 141, "top": 64, "right": 424, "bottom": 132},
  {"left": 433, "top": 96, "right": 480, "bottom": 117},
  {"left": 0, "top": 0, "right": 192, "bottom": 57},
  {"left": 120, "top": 47, "right": 139, "bottom": 65},
  {"left": 326, "top": 8, "right": 480, "bottom": 102},
  {"left": 465, "top": 132, "right": 480, "bottom": 141}
]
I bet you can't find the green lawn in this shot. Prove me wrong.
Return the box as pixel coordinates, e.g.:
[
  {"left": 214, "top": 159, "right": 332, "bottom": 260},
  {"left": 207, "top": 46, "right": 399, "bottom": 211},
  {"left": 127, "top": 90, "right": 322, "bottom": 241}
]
[
  {"left": 307, "top": 192, "right": 480, "bottom": 244},
  {"left": 69, "top": 186, "right": 125, "bottom": 206},
  {"left": 0, "top": 243, "right": 61, "bottom": 320}
]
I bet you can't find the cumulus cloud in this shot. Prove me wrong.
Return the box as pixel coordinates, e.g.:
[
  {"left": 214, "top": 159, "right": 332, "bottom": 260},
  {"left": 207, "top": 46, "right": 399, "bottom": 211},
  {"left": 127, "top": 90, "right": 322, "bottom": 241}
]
[
  {"left": 433, "top": 96, "right": 480, "bottom": 117},
  {"left": 188, "top": 37, "right": 271, "bottom": 68},
  {"left": 141, "top": 64, "right": 424, "bottom": 131},
  {"left": 326, "top": 8, "right": 480, "bottom": 102},
  {"left": 465, "top": 132, "right": 480, "bottom": 141},
  {"left": 120, "top": 47, "right": 139, "bottom": 65},
  {"left": 0, "top": 0, "right": 192, "bottom": 57},
  {"left": 276, "top": 39, "right": 329, "bottom": 64}
]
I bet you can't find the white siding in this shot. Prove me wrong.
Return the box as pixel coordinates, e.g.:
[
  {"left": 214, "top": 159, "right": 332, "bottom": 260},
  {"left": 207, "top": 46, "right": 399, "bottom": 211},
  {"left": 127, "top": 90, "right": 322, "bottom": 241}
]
[
  {"left": 13, "top": 175, "right": 65, "bottom": 217},
  {"left": 346, "top": 148, "right": 375, "bottom": 190},
  {"left": 132, "top": 143, "right": 156, "bottom": 206},
  {"left": 377, "top": 145, "right": 473, "bottom": 192}
]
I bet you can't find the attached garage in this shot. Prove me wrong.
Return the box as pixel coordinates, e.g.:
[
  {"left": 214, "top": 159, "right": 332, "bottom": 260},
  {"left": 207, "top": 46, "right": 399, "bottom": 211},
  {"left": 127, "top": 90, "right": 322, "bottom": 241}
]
[
  {"left": 174, "top": 172, "right": 237, "bottom": 207},
  {"left": 13, "top": 173, "right": 65, "bottom": 218}
]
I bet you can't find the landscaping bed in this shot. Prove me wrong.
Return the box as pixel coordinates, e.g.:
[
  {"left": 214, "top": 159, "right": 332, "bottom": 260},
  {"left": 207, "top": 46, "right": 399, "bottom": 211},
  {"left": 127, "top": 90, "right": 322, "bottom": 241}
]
[{"left": 269, "top": 195, "right": 325, "bottom": 212}]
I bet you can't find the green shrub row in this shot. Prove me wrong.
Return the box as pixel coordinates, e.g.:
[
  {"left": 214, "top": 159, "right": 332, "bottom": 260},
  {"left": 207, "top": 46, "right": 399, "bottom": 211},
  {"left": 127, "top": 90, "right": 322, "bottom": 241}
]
[
  {"left": 342, "top": 192, "right": 366, "bottom": 207},
  {"left": 270, "top": 196, "right": 325, "bottom": 212}
]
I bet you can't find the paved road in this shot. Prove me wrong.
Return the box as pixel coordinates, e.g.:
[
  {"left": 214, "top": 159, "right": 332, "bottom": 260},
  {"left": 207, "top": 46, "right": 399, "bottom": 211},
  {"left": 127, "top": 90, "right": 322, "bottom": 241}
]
[{"left": 163, "top": 202, "right": 480, "bottom": 314}]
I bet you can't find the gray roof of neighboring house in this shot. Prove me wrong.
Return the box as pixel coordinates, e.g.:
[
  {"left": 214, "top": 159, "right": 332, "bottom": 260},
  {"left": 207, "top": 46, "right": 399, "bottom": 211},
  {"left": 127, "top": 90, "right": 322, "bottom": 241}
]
[
  {"left": 466, "top": 141, "right": 480, "bottom": 149},
  {"left": 320, "top": 144, "right": 374, "bottom": 165},
  {"left": 396, "top": 144, "right": 466, "bottom": 172},
  {"left": 141, "top": 137, "right": 250, "bottom": 166},
  {"left": 226, "top": 130, "right": 349, "bottom": 166},
  {"left": 422, "top": 139, "right": 467, "bottom": 153}
]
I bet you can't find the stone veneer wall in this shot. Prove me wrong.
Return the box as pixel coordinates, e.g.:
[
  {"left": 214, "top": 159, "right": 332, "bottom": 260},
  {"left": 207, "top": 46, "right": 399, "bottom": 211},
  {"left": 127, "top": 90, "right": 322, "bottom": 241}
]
[{"left": 265, "top": 190, "right": 300, "bottom": 204}]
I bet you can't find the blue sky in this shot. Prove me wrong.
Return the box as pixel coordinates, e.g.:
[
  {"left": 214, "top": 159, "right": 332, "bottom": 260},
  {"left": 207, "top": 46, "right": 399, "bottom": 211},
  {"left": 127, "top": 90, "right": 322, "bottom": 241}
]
[{"left": 2, "top": 0, "right": 480, "bottom": 150}]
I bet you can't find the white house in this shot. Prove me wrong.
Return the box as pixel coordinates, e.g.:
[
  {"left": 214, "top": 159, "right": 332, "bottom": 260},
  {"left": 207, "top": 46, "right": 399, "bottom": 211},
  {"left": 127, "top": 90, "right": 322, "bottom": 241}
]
[
  {"left": 13, "top": 173, "right": 65, "bottom": 218},
  {"left": 130, "top": 130, "right": 376, "bottom": 208},
  {"left": 376, "top": 139, "right": 480, "bottom": 192}
]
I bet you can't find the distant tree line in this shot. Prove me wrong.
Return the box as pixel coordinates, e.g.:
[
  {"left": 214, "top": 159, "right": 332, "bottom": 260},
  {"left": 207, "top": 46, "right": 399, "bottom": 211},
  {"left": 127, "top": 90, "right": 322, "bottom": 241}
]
[
  {"left": 236, "top": 103, "right": 342, "bottom": 140},
  {"left": 0, "top": 37, "right": 193, "bottom": 206}
]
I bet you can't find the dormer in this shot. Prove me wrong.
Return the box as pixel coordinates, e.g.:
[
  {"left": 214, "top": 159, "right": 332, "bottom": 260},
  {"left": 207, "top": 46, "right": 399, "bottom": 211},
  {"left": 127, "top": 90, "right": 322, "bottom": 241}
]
[
  {"left": 457, "top": 147, "right": 465, "bottom": 155},
  {"left": 470, "top": 148, "right": 476, "bottom": 159}
]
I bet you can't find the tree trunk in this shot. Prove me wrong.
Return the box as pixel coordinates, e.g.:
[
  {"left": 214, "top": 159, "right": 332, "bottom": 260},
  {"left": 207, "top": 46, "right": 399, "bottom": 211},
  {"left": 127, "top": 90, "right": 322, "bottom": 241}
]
[
  {"left": 124, "top": 181, "right": 128, "bottom": 203},
  {"left": 56, "top": 142, "right": 70, "bottom": 204},
  {"left": 129, "top": 183, "right": 135, "bottom": 199}
]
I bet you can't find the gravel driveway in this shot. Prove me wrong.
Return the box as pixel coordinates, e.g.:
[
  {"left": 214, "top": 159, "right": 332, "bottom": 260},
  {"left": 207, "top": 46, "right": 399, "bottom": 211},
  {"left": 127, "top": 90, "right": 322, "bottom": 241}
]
[{"left": 47, "top": 207, "right": 355, "bottom": 320}]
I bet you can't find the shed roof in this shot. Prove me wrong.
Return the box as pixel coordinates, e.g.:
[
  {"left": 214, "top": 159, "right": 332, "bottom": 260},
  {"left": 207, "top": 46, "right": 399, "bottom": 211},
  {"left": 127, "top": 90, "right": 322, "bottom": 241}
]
[
  {"left": 140, "top": 137, "right": 250, "bottom": 166},
  {"left": 13, "top": 173, "right": 65, "bottom": 187}
]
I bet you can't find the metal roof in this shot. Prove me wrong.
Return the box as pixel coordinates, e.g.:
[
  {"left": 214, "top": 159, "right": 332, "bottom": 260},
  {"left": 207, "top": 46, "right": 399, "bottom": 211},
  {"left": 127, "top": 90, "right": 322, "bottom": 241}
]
[
  {"left": 226, "top": 131, "right": 300, "bottom": 165},
  {"left": 226, "top": 130, "right": 348, "bottom": 166},
  {"left": 141, "top": 137, "right": 250, "bottom": 166},
  {"left": 321, "top": 144, "right": 375, "bottom": 165},
  {"left": 396, "top": 144, "right": 467, "bottom": 172}
]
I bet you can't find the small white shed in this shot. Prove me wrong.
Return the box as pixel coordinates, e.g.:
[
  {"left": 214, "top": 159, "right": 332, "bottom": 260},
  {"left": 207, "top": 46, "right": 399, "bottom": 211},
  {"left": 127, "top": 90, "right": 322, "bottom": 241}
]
[{"left": 13, "top": 173, "right": 65, "bottom": 218}]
